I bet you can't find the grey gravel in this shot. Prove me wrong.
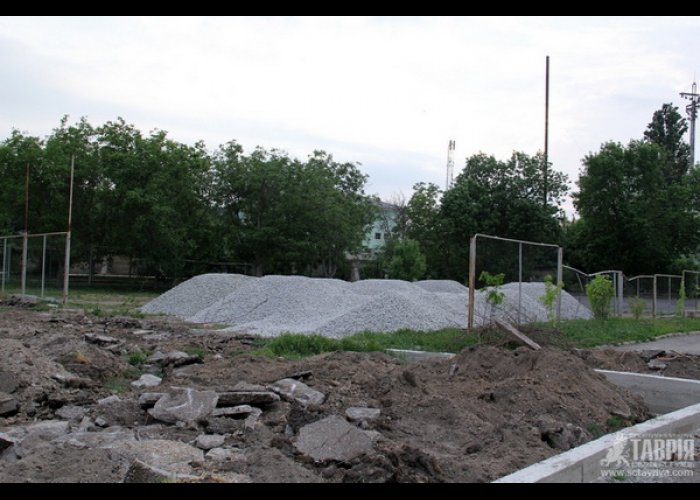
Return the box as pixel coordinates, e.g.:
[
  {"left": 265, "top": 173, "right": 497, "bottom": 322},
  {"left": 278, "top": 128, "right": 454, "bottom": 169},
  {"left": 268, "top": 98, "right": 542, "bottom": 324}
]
[{"left": 142, "top": 274, "right": 591, "bottom": 338}]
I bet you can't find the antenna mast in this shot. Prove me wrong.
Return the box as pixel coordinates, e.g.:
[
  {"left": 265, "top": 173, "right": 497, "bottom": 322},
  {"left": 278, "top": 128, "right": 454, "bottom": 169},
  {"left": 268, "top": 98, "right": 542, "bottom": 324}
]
[
  {"left": 446, "top": 140, "right": 455, "bottom": 190},
  {"left": 680, "top": 81, "right": 700, "bottom": 167}
]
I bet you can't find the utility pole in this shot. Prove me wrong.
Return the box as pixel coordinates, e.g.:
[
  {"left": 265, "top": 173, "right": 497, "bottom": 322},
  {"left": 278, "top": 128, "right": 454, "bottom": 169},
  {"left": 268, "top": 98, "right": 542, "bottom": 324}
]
[
  {"left": 62, "top": 155, "right": 75, "bottom": 306},
  {"left": 543, "top": 55, "right": 550, "bottom": 206},
  {"left": 445, "top": 140, "right": 455, "bottom": 190},
  {"left": 21, "top": 163, "right": 29, "bottom": 295},
  {"left": 680, "top": 81, "right": 700, "bottom": 167}
]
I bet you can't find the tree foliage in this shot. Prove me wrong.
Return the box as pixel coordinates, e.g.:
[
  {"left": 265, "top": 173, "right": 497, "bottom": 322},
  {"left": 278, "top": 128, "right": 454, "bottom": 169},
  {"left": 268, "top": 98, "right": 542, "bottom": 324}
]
[
  {"left": 0, "top": 117, "right": 375, "bottom": 282},
  {"left": 569, "top": 103, "right": 700, "bottom": 275}
]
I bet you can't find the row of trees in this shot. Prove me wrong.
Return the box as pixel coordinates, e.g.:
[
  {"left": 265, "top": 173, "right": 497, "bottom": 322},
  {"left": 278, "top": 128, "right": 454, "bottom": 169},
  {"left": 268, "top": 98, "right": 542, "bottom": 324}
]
[
  {"left": 378, "top": 103, "right": 699, "bottom": 280},
  {"left": 1, "top": 104, "right": 696, "bottom": 284},
  {"left": 0, "top": 117, "right": 376, "bottom": 280}
]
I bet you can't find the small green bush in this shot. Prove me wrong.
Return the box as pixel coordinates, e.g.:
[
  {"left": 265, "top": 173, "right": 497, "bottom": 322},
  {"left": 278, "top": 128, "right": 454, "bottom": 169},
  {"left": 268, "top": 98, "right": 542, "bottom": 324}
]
[
  {"left": 539, "top": 275, "right": 564, "bottom": 324},
  {"left": 628, "top": 296, "right": 646, "bottom": 320},
  {"left": 676, "top": 281, "right": 687, "bottom": 317},
  {"left": 128, "top": 350, "right": 148, "bottom": 366},
  {"left": 586, "top": 275, "right": 614, "bottom": 320}
]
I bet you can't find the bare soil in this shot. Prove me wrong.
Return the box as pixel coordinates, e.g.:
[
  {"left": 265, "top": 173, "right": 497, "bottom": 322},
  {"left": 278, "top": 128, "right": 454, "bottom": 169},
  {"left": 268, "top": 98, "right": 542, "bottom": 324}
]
[{"left": 1, "top": 302, "right": 690, "bottom": 483}]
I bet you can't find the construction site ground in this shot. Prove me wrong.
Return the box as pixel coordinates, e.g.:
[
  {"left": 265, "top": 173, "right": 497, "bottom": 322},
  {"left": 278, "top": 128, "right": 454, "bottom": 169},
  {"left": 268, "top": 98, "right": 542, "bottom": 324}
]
[{"left": 1, "top": 301, "right": 699, "bottom": 483}]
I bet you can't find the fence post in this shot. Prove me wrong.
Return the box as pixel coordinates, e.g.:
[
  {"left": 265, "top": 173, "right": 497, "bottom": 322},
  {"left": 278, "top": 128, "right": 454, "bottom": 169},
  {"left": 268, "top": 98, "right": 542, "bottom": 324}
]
[
  {"left": 41, "top": 234, "right": 47, "bottom": 299},
  {"left": 517, "top": 242, "right": 522, "bottom": 326},
  {"left": 468, "top": 235, "right": 476, "bottom": 330},
  {"left": 652, "top": 275, "right": 657, "bottom": 318},
  {"left": 21, "top": 231, "right": 28, "bottom": 296},
  {"left": 617, "top": 271, "right": 624, "bottom": 316},
  {"left": 556, "top": 247, "right": 563, "bottom": 322},
  {"left": 1, "top": 238, "right": 5, "bottom": 293}
]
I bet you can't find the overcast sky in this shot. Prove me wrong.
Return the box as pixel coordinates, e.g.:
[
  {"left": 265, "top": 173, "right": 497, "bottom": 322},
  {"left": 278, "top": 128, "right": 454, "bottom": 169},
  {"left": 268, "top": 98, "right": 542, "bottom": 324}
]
[{"left": 1, "top": 16, "right": 698, "bottom": 214}]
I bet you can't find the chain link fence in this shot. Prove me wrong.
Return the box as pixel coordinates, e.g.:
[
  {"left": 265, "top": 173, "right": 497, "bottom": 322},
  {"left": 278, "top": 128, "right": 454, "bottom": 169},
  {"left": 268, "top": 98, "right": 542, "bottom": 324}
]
[
  {"left": 468, "top": 234, "right": 563, "bottom": 328},
  {"left": 1, "top": 233, "right": 67, "bottom": 299}
]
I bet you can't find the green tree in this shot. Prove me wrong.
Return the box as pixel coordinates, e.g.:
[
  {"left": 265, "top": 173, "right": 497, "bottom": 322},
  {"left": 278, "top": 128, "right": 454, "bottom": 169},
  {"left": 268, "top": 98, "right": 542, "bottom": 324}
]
[
  {"left": 439, "top": 151, "right": 568, "bottom": 280},
  {"left": 385, "top": 239, "right": 427, "bottom": 281},
  {"left": 572, "top": 137, "right": 699, "bottom": 275},
  {"left": 405, "top": 182, "right": 448, "bottom": 277},
  {"left": 644, "top": 103, "right": 692, "bottom": 179}
]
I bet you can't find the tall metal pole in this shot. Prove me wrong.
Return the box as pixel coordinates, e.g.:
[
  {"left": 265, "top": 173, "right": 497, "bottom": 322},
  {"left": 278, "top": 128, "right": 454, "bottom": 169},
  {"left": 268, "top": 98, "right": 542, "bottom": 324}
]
[
  {"left": 21, "top": 163, "right": 29, "bottom": 296},
  {"left": 556, "top": 246, "right": 563, "bottom": 322},
  {"left": 681, "top": 81, "right": 699, "bottom": 167},
  {"left": 62, "top": 155, "right": 75, "bottom": 306},
  {"left": 1, "top": 238, "right": 6, "bottom": 292},
  {"left": 543, "top": 55, "right": 550, "bottom": 206},
  {"left": 41, "top": 234, "right": 47, "bottom": 299},
  {"left": 468, "top": 235, "right": 476, "bottom": 330},
  {"left": 517, "top": 242, "right": 522, "bottom": 326}
]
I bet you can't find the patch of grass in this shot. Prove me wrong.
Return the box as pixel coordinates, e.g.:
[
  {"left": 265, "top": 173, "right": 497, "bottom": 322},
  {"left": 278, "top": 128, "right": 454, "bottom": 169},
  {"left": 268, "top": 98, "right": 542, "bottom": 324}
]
[
  {"left": 547, "top": 317, "right": 700, "bottom": 348},
  {"left": 606, "top": 414, "right": 628, "bottom": 431},
  {"left": 128, "top": 350, "right": 149, "bottom": 366},
  {"left": 257, "top": 328, "right": 475, "bottom": 359},
  {"left": 185, "top": 346, "right": 205, "bottom": 361},
  {"left": 104, "top": 376, "right": 129, "bottom": 393},
  {"left": 586, "top": 422, "right": 603, "bottom": 438}
]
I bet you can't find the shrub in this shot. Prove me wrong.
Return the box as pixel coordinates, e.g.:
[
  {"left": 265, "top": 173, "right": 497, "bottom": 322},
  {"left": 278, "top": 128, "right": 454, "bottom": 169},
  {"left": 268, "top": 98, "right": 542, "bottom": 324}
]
[
  {"left": 586, "top": 275, "right": 614, "bottom": 320},
  {"left": 628, "top": 296, "right": 646, "bottom": 320},
  {"left": 539, "top": 275, "right": 564, "bottom": 324}
]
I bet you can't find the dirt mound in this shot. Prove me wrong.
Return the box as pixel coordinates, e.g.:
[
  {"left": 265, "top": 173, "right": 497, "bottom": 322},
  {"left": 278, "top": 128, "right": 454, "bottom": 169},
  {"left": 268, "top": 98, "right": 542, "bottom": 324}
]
[
  {"left": 0, "top": 306, "right": 653, "bottom": 482},
  {"left": 582, "top": 348, "right": 700, "bottom": 380}
]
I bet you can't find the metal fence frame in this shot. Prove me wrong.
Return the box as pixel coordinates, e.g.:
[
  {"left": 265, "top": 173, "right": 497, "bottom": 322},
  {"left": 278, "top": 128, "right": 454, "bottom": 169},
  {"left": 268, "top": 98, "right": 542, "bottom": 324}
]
[
  {"left": 467, "top": 233, "right": 563, "bottom": 329},
  {"left": 1, "top": 231, "right": 69, "bottom": 301}
]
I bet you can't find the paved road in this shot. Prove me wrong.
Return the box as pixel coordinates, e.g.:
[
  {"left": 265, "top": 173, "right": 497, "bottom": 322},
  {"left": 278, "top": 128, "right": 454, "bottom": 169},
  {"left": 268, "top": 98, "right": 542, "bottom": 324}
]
[{"left": 613, "top": 332, "right": 700, "bottom": 356}]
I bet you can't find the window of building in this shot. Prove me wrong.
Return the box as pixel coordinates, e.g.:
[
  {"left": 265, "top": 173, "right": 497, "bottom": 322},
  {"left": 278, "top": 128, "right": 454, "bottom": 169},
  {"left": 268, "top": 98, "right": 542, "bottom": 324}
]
[{"left": 375, "top": 232, "right": 382, "bottom": 240}]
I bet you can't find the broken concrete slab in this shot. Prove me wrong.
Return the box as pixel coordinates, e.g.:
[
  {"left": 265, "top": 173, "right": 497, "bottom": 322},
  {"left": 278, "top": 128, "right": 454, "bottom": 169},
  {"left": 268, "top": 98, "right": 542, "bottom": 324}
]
[
  {"left": 205, "top": 447, "right": 247, "bottom": 472},
  {"left": 53, "top": 428, "right": 136, "bottom": 449},
  {"left": 0, "top": 392, "right": 19, "bottom": 417},
  {"left": 138, "top": 392, "right": 165, "bottom": 409},
  {"left": 232, "top": 382, "right": 266, "bottom": 392},
  {"left": 345, "top": 407, "right": 380, "bottom": 423},
  {"left": 211, "top": 405, "right": 254, "bottom": 418},
  {"left": 0, "top": 371, "right": 18, "bottom": 394},
  {"left": 268, "top": 378, "right": 325, "bottom": 408},
  {"left": 640, "top": 349, "right": 665, "bottom": 362},
  {"left": 195, "top": 434, "right": 225, "bottom": 450},
  {"left": 84, "top": 333, "right": 121, "bottom": 346},
  {"left": 98, "top": 395, "right": 121, "bottom": 406},
  {"left": 647, "top": 359, "right": 667, "bottom": 370},
  {"left": 55, "top": 405, "right": 86, "bottom": 421},
  {"left": 52, "top": 372, "right": 93, "bottom": 388},
  {"left": 244, "top": 408, "right": 262, "bottom": 431},
  {"left": 148, "top": 387, "right": 218, "bottom": 424},
  {"left": 109, "top": 439, "right": 204, "bottom": 475},
  {"left": 217, "top": 390, "right": 280, "bottom": 407},
  {"left": 11, "top": 420, "right": 71, "bottom": 458},
  {"left": 131, "top": 374, "right": 162, "bottom": 389},
  {"left": 148, "top": 351, "right": 200, "bottom": 367},
  {"left": 123, "top": 458, "right": 201, "bottom": 483},
  {"left": 294, "top": 415, "right": 374, "bottom": 462},
  {"left": 206, "top": 447, "right": 245, "bottom": 462}
]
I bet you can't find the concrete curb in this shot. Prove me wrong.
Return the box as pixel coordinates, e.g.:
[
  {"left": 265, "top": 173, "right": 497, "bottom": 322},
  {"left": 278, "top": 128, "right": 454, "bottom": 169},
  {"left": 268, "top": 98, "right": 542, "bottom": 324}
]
[
  {"left": 384, "top": 349, "right": 455, "bottom": 362},
  {"left": 495, "top": 401, "right": 700, "bottom": 483},
  {"left": 595, "top": 369, "right": 700, "bottom": 415}
]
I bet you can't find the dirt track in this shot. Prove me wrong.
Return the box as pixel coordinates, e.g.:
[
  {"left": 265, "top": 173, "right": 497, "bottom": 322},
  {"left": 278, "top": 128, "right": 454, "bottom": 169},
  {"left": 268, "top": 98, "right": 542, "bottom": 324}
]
[{"left": 2, "top": 302, "right": 695, "bottom": 482}]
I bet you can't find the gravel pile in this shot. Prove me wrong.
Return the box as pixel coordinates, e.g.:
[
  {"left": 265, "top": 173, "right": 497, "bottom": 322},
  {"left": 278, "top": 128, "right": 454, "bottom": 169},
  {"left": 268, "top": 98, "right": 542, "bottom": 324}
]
[
  {"left": 142, "top": 274, "right": 591, "bottom": 338},
  {"left": 140, "top": 273, "right": 252, "bottom": 318}
]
